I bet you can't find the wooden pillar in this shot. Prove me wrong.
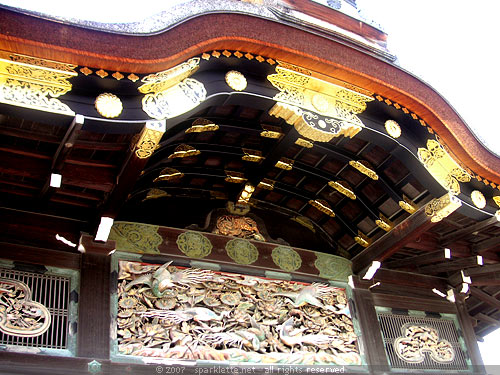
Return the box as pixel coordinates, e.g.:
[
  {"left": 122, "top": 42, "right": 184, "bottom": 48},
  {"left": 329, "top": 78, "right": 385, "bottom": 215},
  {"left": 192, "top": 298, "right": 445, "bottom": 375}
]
[
  {"left": 351, "top": 287, "right": 390, "bottom": 373},
  {"left": 455, "top": 295, "right": 486, "bottom": 374},
  {"left": 77, "top": 235, "right": 115, "bottom": 359}
]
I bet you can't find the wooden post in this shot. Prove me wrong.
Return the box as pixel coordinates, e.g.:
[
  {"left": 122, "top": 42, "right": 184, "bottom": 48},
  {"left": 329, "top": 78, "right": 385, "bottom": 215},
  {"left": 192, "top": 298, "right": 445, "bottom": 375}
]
[
  {"left": 76, "top": 235, "right": 115, "bottom": 359},
  {"left": 455, "top": 295, "right": 486, "bottom": 374},
  {"left": 351, "top": 286, "right": 390, "bottom": 372}
]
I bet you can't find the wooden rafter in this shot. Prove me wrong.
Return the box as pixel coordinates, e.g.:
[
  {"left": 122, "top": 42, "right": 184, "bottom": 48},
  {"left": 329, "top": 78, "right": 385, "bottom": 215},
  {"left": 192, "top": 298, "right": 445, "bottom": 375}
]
[
  {"left": 470, "top": 287, "right": 500, "bottom": 310},
  {"left": 352, "top": 203, "right": 435, "bottom": 273},
  {"left": 440, "top": 215, "right": 500, "bottom": 246}
]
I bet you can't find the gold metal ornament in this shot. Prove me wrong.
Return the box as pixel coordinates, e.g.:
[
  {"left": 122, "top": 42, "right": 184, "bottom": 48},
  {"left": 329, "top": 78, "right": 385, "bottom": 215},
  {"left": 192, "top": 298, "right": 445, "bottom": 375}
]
[
  {"left": 425, "top": 193, "right": 462, "bottom": 223},
  {"left": 493, "top": 196, "right": 500, "bottom": 208},
  {"left": 354, "top": 231, "right": 371, "bottom": 247},
  {"left": 95, "top": 93, "right": 123, "bottom": 118},
  {"left": 308, "top": 199, "right": 335, "bottom": 217},
  {"left": 154, "top": 168, "right": 184, "bottom": 182},
  {"left": 139, "top": 58, "right": 206, "bottom": 120},
  {"left": 471, "top": 190, "right": 486, "bottom": 209},
  {"left": 349, "top": 160, "right": 379, "bottom": 180},
  {"left": 399, "top": 195, "right": 417, "bottom": 214},
  {"left": 242, "top": 149, "right": 264, "bottom": 163},
  {"left": 0, "top": 52, "right": 76, "bottom": 115},
  {"left": 135, "top": 121, "right": 166, "bottom": 159},
  {"left": 258, "top": 178, "right": 275, "bottom": 190},
  {"left": 375, "top": 213, "right": 394, "bottom": 232},
  {"left": 225, "top": 171, "right": 247, "bottom": 183},
  {"left": 418, "top": 139, "right": 471, "bottom": 195},
  {"left": 168, "top": 144, "right": 201, "bottom": 159},
  {"left": 295, "top": 138, "right": 314, "bottom": 148},
  {"left": 142, "top": 188, "right": 170, "bottom": 201},
  {"left": 384, "top": 119, "right": 401, "bottom": 138},
  {"left": 186, "top": 118, "right": 219, "bottom": 133},
  {"left": 267, "top": 61, "right": 373, "bottom": 142},
  {"left": 328, "top": 181, "right": 356, "bottom": 200},
  {"left": 237, "top": 183, "right": 255, "bottom": 205},
  {"left": 260, "top": 124, "right": 284, "bottom": 139},
  {"left": 225, "top": 70, "right": 247, "bottom": 91},
  {"left": 275, "top": 158, "right": 294, "bottom": 170}
]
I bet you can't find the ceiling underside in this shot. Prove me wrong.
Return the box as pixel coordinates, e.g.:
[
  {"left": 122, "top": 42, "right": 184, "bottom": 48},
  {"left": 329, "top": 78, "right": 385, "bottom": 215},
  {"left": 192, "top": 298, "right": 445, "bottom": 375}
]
[{"left": 0, "top": 50, "right": 499, "bottom": 338}]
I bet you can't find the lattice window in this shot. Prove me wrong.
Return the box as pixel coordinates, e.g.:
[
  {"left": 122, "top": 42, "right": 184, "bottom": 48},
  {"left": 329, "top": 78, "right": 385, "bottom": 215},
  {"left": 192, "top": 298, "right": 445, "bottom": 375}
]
[
  {"left": 377, "top": 311, "right": 469, "bottom": 371},
  {"left": 0, "top": 267, "right": 71, "bottom": 350}
]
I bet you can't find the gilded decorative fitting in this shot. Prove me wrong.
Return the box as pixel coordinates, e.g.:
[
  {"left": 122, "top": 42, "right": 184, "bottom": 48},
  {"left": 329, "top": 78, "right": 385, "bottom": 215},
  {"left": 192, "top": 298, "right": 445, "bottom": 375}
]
[
  {"left": 275, "top": 158, "right": 294, "bottom": 171},
  {"left": 471, "top": 190, "right": 486, "bottom": 209},
  {"left": 260, "top": 124, "right": 283, "bottom": 139},
  {"left": 418, "top": 139, "right": 471, "bottom": 195},
  {"left": 142, "top": 188, "right": 170, "bottom": 201},
  {"left": 291, "top": 216, "right": 315, "bottom": 232},
  {"left": 186, "top": 118, "right": 219, "bottom": 133},
  {"left": 308, "top": 199, "right": 335, "bottom": 217},
  {"left": 399, "top": 195, "right": 417, "bottom": 214},
  {"left": 242, "top": 149, "right": 264, "bottom": 163},
  {"left": 95, "top": 93, "right": 123, "bottom": 118},
  {"left": 354, "top": 231, "right": 371, "bottom": 247},
  {"left": 168, "top": 144, "right": 200, "bottom": 159},
  {"left": 493, "top": 196, "right": 500, "bottom": 207},
  {"left": 0, "top": 51, "right": 76, "bottom": 115},
  {"left": 267, "top": 61, "right": 373, "bottom": 142},
  {"left": 328, "top": 181, "right": 356, "bottom": 200},
  {"left": 112, "top": 72, "right": 124, "bottom": 80},
  {"left": 425, "top": 193, "right": 462, "bottom": 223},
  {"left": 80, "top": 67, "right": 92, "bottom": 76},
  {"left": 375, "top": 213, "right": 394, "bottom": 232},
  {"left": 225, "top": 70, "right": 247, "bottom": 91},
  {"left": 257, "top": 178, "right": 275, "bottom": 190},
  {"left": 225, "top": 171, "right": 247, "bottom": 183},
  {"left": 384, "top": 119, "right": 401, "bottom": 138},
  {"left": 154, "top": 168, "right": 184, "bottom": 182},
  {"left": 95, "top": 69, "right": 108, "bottom": 78},
  {"left": 127, "top": 73, "right": 139, "bottom": 82},
  {"left": 135, "top": 120, "right": 166, "bottom": 159},
  {"left": 269, "top": 103, "right": 362, "bottom": 143},
  {"left": 237, "top": 183, "right": 255, "bottom": 205},
  {"left": 139, "top": 58, "right": 206, "bottom": 120},
  {"left": 349, "top": 160, "right": 378, "bottom": 180},
  {"left": 496, "top": 210, "right": 500, "bottom": 222},
  {"left": 295, "top": 138, "right": 314, "bottom": 148}
]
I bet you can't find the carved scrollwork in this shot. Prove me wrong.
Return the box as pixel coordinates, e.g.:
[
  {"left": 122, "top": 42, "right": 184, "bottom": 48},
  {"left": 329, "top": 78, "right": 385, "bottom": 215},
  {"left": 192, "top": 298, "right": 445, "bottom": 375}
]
[
  {"left": 0, "top": 278, "right": 51, "bottom": 337},
  {"left": 394, "top": 324, "right": 455, "bottom": 364}
]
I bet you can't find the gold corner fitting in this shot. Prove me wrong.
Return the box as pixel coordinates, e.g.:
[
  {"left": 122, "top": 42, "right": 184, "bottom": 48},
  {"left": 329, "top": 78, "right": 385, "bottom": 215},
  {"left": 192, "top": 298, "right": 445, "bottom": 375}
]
[
  {"left": 425, "top": 193, "right": 462, "bottom": 223},
  {"left": 0, "top": 51, "right": 76, "bottom": 115}
]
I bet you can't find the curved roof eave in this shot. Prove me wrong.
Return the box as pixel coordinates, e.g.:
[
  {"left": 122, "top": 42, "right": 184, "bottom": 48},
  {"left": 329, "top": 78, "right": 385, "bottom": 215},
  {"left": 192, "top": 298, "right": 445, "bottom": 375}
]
[{"left": 1, "top": 8, "right": 499, "bottom": 186}]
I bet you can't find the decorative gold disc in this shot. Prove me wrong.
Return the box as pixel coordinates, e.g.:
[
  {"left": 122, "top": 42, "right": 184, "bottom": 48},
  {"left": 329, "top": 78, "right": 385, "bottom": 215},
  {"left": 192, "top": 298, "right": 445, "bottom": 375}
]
[
  {"left": 225, "top": 70, "right": 247, "bottom": 91},
  {"left": 471, "top": 190, "right": 486, "bottom": 209},
  {"left": 384, "top": 120, "right": 401, "bottom": 138},
  {"left": 95, "top": 93, "right": 123, "bottom": 118}
]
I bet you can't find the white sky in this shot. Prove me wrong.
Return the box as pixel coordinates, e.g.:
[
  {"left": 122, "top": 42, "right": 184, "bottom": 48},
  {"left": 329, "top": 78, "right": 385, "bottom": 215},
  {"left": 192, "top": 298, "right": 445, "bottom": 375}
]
[{"left": 1, "top": 0, "right": 499, "bottom": 366}]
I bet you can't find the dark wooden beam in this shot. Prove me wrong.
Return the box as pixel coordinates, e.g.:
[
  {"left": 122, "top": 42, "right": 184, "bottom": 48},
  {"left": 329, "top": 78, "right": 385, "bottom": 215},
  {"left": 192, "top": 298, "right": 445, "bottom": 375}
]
[
  {"left": 101, "top": 121, "right": 165, "bottom": 218},
  {"left": 469, "top": 287, "right": 500, "bottom": 310},
  {"left": 469, "top": 272, "right": 500, "bottom": 286},
  {"left": 352, "top": 202, "right": 434, "bottom": 273},
  {"left": 374, "top": 268, "right": 449, "bottom": 290},
  {"left": 441, "top": 216, "right": 500, "bottom": 246},
  {"left": 464, "top": 263, "right": 500, "bottom": 277},
  {"left": 385, "top": 249, "right": 449, "bottom": 269},
  {"left": 473, "top": 236, "right": 500, "bottom": 254},
  {"left": 0, "top": 242, "right": 80, "bottom": 269},
  {"left": 418, "top": 256, "right": 479, "bottom": 275},
  {"left": 474, "top": 312, "right": 500, "bottom": 327}
]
